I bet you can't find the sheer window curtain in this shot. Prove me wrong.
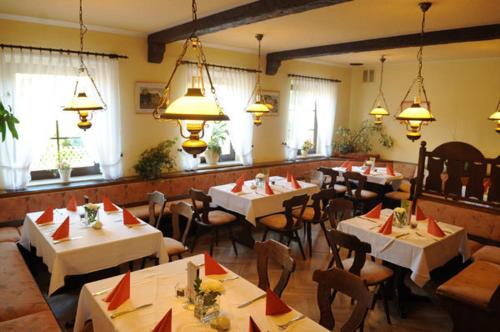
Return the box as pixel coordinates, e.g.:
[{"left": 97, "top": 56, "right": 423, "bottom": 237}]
[
  {"left": 182, "top": 64, "right": 256, "bottom": 168},
  {"left": 286, "top": 76, "right": 338, "bottom": 160},
  {"left": 0, "top": 49, "right": 122, "bottom": 190}
]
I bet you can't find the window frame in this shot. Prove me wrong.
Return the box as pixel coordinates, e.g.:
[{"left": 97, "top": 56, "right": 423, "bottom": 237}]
[{"left": 298, "top": 101, "right": 319, "bottom": 156}]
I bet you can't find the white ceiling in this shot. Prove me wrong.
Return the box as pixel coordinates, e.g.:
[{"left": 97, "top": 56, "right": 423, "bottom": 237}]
[{"left": 0, "top": 0, "right": 499, "bottom": 65}]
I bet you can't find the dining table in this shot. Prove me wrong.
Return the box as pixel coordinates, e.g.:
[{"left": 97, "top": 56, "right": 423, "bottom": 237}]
[
  {"left": 19, "top": 204, "right": 168, "bottom": 296},
  {"left": 333, "top": 166, "right": 404, "bottom": 190},
  {"left": 73, "top": 254, "right": 328, "bottom": 332}
]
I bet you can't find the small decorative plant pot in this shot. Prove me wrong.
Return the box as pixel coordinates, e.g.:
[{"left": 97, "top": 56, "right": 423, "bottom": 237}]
[
  {"left": 58, "top": 168, "right": 72, "bottom": 183},
  {"left": 301, "top": 150, "right": 309, "bottom": 157},
  {"left": 194, "top": 294, "right": 220, "bottom": 323},
  {"left": 393, "top": 208, "right": 408, "bottom": 228},
  {"left": 205, "top": 150, "right": 220, "bottom": 165}
]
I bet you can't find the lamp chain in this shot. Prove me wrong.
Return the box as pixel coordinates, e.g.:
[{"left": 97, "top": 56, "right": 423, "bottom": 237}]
[
  {"left": 191, "top": 0, "right": 198, "bottom": 36},
  {"left": 378, "top": 56, "right": 385, "bottom": 94},
  {"left": 416, "top": 6, "right": 426, "bottom": 97}
]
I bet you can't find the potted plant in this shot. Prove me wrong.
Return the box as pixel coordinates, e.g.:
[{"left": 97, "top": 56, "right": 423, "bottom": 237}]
[
  {"left": 0, "top": 100, "right": 19, "bottom": 142},
  {"left": 205, "top": 123, "right": 228, "bottom": 165},
  {"left": 58, "top": 161, "right": 72, "bottom": 183},
  {"left": 133, "top": 138, "right": 177, "bottom": 180},
  {"left": 302, "top": 139, "right": 314, "bottom": 157}
]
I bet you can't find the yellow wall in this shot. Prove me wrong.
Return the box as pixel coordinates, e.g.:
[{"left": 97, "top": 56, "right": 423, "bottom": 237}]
[
  {"left": 0, "top": 19, "right": 351, "bottom": 176},
  {"left": 349, "top": 57, "right": 500, "bottom": 162}
]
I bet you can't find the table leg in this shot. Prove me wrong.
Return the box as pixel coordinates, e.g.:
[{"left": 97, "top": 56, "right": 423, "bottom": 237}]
[{"left": 233, "top": 219, "right": 255, "bottom": 248}]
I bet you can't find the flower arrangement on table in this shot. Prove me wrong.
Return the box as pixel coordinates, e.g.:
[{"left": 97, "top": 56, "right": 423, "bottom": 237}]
[
  {"left": 393, "top": 207, "right": 408, "bottom": 228},
  {"left": 302, "top": 139, "right": 314, "bottom": 156},
  {"left": 193, "top": 278, "right": 225, "bottom": 323},
  {"left": 83, "top": 203, "right": 100, "bottom": 226}
]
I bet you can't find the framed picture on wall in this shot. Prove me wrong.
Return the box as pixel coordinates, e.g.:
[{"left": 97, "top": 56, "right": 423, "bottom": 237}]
[
  {"left": 135, "top": 82, "right": 167, "bottom": 114},
  {"left": 261, "top": 90, "right": 280, "bottom": 116}
]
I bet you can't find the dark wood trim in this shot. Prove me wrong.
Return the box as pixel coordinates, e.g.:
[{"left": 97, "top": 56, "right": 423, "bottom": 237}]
[
  {"left": 288, "top": 73, "right": 341, "bottom": 83},
  {"left": 181, "top": 60, "right": 261, "bottom": 73},
  {"left": 0, "top": 43, "right": 128, "bottom": 59},
  {"left": 147, "top": 0, "right": 351, "bottom": 63},
  {"left": 266, "top": 24, "right": 500, "bottom": 74}
]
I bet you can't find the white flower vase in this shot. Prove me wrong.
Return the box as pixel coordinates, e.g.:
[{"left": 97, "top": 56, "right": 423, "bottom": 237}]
[
  {"left": 205, "top": 150, "right": 220, "bottom": 166},
  {"left": 302, "top": 150, "right": 309, "bottom": 157},
  {"left": 58, "top": 168, "right": 72, "bottom": 183}
]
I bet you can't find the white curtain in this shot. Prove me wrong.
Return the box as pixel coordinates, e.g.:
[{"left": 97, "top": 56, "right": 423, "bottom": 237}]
[
  {"left": 286, "top": 76, "right": 338, "bottom": 160},
  {"left": 183, "top": 64, "right": 256, "bottom": 167},
  {"left": 0, "top": 48, "right": 121, "bottom": 190}
]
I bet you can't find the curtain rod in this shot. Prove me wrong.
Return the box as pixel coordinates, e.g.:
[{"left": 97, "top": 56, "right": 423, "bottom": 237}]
[
  {"left": 180, "top": 60, "right": 260, "bottom": 73},
  {"left": 0, "top": 43, "right": 128, "bottom": 59},
  {"left": 288, "top": 73, "right": 341, "bottom": 83}
]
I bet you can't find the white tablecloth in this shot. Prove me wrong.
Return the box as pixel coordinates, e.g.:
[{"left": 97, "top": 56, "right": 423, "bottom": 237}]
[
  {"left": 19, "top": 205, "right": 168, "bottom": 295},
  {"left": 333, "top": 166, "right": 404, "bottom": 189},
  {"left": 337, "top": 209, "right": 470, "bottom": 287},
  {"left": 74, "top": 254, "right": 327, "bottom": 332},
  {"left": 208, "top": 176, "right": 320, "bottom": 226}
]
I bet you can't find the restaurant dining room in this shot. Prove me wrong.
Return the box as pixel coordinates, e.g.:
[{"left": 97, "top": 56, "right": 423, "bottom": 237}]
[{"left": 0, "top": 0, "right": 499, "bottom": 331}]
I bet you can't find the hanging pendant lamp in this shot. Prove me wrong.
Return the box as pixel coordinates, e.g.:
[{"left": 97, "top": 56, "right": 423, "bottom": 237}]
[
  {"left": 369, "top": 55, "right": 390, "bottom": 125},
  {"left": 153, "top": 0, "right": 228, "bottom": 157},
  {"left": 63, "top": 0, "right": 106, "bottom": 130},
  {"left": 489, "top": 101, "right": 500, "bottom": 134},
  {"left": 246, "top": 34, "right": 270, "bottom": 126},
  {"left": 396, "top": 2, "right": 435, "bottom": 141}
]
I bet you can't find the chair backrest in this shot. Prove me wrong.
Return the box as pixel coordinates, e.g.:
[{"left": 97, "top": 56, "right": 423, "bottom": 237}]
[
  {"left": 189, "top": 188, "right": 212, "bottom": 225},
  {"left": 148, "top": 191, "right": 167, "bottom": 229},
  {"left": 307, "top": 170, "right": 325, "bottom": 188},
  {"left": 169, "top": 201, "right": 194, "bottom": 245},
  {"left": 344, "top": 172, "right": 368, "bottom": 199},
  {"left": 255, "top": 240, "right": 296, "bottom": 297},
  {"left": 310, "top": 188, "right": 337, "bottom": 222},
  {"left": 313, "top": 268, "right": 373, "bottom": 331},
  {"left": 318, "top": 167, "right": 339, "bottom": 190},
  {"left": 326, "top": 198, "right": 354, "bottom": 229},
  {"left": 282, "top": 194, "right": 309, "bottom": 230},
  {"left": 326, "top": 229, "right": 371, "bottom": 276}
]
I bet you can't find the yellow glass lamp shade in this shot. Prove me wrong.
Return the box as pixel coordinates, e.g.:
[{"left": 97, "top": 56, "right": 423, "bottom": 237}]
[
  {"left": 396, "top": 98, "right": 435, "bottom": 142},
  {"left": 369, "top": 106, "right": 389, "bottom": 125},
  {"left": 63, "top": 92, "right": 103, "bottom": 130},
  {"left": 246, "top": 101, "right": 270, "bottom": 126},
  {"left": 489, "top": 110, "right": 500, "bottom": 134}
]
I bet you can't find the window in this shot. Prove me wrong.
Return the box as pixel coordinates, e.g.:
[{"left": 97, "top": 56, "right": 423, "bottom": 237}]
[
  {"left": 201, "top": 122, "right": 235, "bottom": 163},
  {"left": 299, "top": 104, "right": 318, "bottom": 155}
]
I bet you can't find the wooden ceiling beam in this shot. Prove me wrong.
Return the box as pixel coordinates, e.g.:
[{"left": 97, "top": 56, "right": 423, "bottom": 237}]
[
  {"left": 147, "top": 0, "right": 351, "bottom": 63},
  {"left": 266, "top": 24, "right": 500, "bottom": 75}
]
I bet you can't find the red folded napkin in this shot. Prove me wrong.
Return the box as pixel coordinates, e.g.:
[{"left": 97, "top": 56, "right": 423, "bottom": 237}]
[
  {"left": 204, "top": 251, "right": 227, "bottom": 275},
  {"left": 345, "top": 163, "right": 352, "bottom": 172},
  {"left": 152, "top": 308, "right": 172, "bottom": 332},
  {"left": 378, "top": 213, "right": 393, "bottom": 235},
  {"left": 364, "top": 203, "right": 382, "bottom": 219},
  {"left": 286, "top": 170, "right": 292, "bottom": 182},
  {"left": 105, "top": 271, "right": 131, "bottom": 310},
  {"left": 249, "top": 316, "right": 261, "bottom": 332},
  {"left": 123, "top": 208, "right": 141, "bottom": 226},
  {"left": 415, "top": 205, "right": 427, "bottom": 221},
  {"left": 483, "top": 178, "right": 491, "bottom": 194},
  {"left": 265, "top": 180, "right": 274, "bottom": 195},
  {"left": 340, "top": 161, "right": 350, "bottom": 168},
  {"left": 36, "top": 206, "right": 54, "bottom": 225},
  {"left": 66, "top": 196, "right": 78, "bottom": 212},
  {"left": 386, "top": 163, "right": 395, "bottom": 176},
  {"left": 231, "top": 175, "right": 245, "bottom": 193},
  {"left": 52, "top": 217, "right": 70, "bottom": 240},
  {"left": 266, "top": 288, "right": 291, "bottom": 316},
  {"left": 427, "top": 217, "right": 445, "bottom": 237},
  {"left": 363, "top": 166, "right": 371, "bottom": 175},
  {"left": 103, "top": 196, "right": 119, "bottom": 212},
  {"left": 290, "top": 175, "right": 301, "bottom": 189}
]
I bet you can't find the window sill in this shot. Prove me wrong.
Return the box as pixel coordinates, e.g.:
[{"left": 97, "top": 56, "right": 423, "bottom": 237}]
[
  {"left": 296, "top": 154, "right": 325, "bottom": 161},
  {"left": 197, "top": 161, "right": 242, "bottom": 170},
  {"left": 28, "top": 174, "right": 104, "bottom": 188}
]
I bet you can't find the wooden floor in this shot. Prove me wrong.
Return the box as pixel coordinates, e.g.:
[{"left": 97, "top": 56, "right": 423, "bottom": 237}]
[{"left": 25, "top": 223, "right": 454, "bottom": 331}]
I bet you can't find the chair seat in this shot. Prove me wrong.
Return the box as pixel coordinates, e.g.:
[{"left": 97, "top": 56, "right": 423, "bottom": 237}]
[
  {"left": 127, "top": 199, "right": 205, "bottom": 221},
  {"left": 385, "top": 191, "right": 411, "bottom": 201},
  {"left": 334, "top": 184, "right": 347, "bottom": 193},
  {"left": 347, "top": 190, "right": 378, "bottom": 200},
  {"left": 342, "top": 257, "right": 393, "bottom": 285},
  {"left": 292, "top": 207, "right": 315, "bottom": 222},
  {"left": 163, "top": 237, "right": 188, "bottom": 256},
  {"left": 207, "top": 210, "right": 237, "bottom": 225},
  {"left": 259, "top": 214, "right": 297, "bottom": 230},
  {"left": 399, "top": 180, "right": 412, "bottom": 193},
  {"left": 472, "top": 246, "right": 500, "bottom": 265}
]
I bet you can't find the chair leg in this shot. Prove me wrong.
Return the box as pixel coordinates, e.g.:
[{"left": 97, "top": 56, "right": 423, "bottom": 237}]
[
  {"left": 215, "top": 229, "right": 219, "bottom": 246},
  {"left": 382, "top": 282, "right": 392, "bottom": 324},
  {"left": 190, "top": 227, "right": 201, "bottom": 253},
  {"left": 228, "top": 225, "right": 238, "bottom": 256},
  {"left": 294, "top": 231, "right": 306, "bottom": 260},
  {"left": 327, "top": 256, "right": 335, "bottom": 269},
  {"left": 319, "top": 221, "right": 331, "bottom": 248},
  {"left": 306, "top": 223, "right": 313, "bottom": 258},
  {"left": 286, "top": 234, "right": 292, "bottom": 246},
  {"left": 261, "top": 228, "right": 268, "bottom": 241},
  {"left": 209, "top": 229, "right": 216, "bottom": 256}
]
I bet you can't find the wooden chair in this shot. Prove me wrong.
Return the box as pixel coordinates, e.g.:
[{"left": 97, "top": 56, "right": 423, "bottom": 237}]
[
  {"left": 313, "top": 267, "right": 373, "bottom": 332},
  {"left": 189, "top": 189, "right": 239, "bottom": 256},
  {"left": 257, "top": 194, "right": 309, "bottom": 259},
  {"left": 255, "top": 240, "right": 296, "bottom": 297},
  {"left": 326, "top": 229, "right": 393, "bottom": 324},
  {"left": 384, "top": 178, "right": 415, "bottom": 208},
  {"left": 292, "top": 188, "right": 336, "bottom": 257},
  {"left": 326, "top": 198, "right": 354, "bottom": 230},
  {"left": 318, "top": 167, "right": 347, "bottom": 196},
  {"left": 343, "top": 172, "right": 378, "bottom": 214}
]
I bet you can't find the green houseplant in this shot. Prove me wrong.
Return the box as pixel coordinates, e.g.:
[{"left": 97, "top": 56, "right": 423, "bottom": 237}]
[
  {"left": 0, "top": 100, "right": 19, "bottom": 142},
  {"left": 133, "top": 138, "right": 177, "bottom": 180},
  {"left": 205, "top": 123, "right": 228, "bottom": 165},
  {"left": 333, "top": 120, "right": 393, "bottom": 155}
]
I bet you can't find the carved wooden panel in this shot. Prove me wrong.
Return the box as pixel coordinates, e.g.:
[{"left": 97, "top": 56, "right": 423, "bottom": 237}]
[
  {"left": 425, "top": 157, "right": 444, "bottom": 193},
  {"left": 488, "top": 158, "right": 500, "bottom": 203},
  {"left": 465, "top": 161, "right": 487, "bottom": 200},
  {"left": 444, "top": 159, "right": 465, "bottom": 198}
]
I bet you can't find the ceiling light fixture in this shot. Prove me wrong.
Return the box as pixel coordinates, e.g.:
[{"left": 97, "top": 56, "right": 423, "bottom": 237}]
[
  {"left": 489, "top": 101, "right": 500, "bottom": 134},
  {"left": 246, "top": 33, "right": 270, "bottom": 126},
  {"left": 63, "top": 0, "right": 106, "bottom": 130},
  {"left": 153, "top": 0, "right": 228, "bottom": 157},
  {"left": 369, "top": 55, "right": 390, "bottom": 125},
  {"left": 396, "top": 2, "right": 435, "bottom": 141}
]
